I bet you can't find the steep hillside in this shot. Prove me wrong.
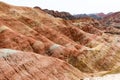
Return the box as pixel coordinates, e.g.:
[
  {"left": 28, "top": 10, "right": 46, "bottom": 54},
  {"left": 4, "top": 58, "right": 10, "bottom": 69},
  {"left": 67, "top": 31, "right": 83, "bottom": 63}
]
[
  {"left": 101, "top": 12, "right": 120, "bottom": 34},
  {"left": 0, "top": 1, "right": 120, "bottom": 79},
  {"left": 102, "top": 12, "right": 120, "bottom": 28},
  {"left": 0, "top": 49, "right": 86, "bottom": 80}
]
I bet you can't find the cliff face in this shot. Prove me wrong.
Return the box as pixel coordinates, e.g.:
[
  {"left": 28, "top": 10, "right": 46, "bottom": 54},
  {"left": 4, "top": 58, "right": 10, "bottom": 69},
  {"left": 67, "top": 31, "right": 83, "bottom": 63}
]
[{"left": 0, "top": 1, "right": 120, "bottom": 80}]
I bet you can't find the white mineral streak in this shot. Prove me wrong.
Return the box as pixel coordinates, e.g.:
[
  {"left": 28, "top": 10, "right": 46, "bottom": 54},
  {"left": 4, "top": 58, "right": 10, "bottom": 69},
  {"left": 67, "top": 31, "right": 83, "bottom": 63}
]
[
  {"left": 0, "top": 49, "right": 17, "bottom": 57},
  {"left": 84, "top": 73, "right": 120, "bottom": 80}
]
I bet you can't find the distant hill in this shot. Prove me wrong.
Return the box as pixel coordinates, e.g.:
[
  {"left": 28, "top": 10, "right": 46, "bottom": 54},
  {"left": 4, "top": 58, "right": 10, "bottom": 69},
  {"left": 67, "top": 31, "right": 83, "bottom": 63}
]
[
  {"left": 34, "top": 6, "right": 106, "bottom": 20},
  {"left": 34, "top": 6, "right": 75, "bottom": 20},
  {"left": 73, "top": 13, "right": 106, "bottom": 20}
]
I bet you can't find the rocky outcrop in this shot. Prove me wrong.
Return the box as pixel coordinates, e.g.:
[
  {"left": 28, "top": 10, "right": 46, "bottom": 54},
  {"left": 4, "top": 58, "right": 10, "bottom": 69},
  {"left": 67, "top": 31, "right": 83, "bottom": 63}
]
[
  {"left": 43, "top": 9, "right": 75, "bottom": 20},
  {"left": 34, "top": 6, "right": 75, "bottom": 20}
]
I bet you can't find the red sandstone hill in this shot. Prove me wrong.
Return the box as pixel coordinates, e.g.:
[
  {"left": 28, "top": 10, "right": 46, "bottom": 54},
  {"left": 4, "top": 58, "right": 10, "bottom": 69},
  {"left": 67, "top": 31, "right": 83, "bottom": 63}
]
[
  {"left": 0, "top": 1, "right": 120, "bottom": 80},
  {"left": 100, "top": 12, "right": 120, "bottom": 34},
  {"left": 102, "top": 12, "right": 120, "bottom": 28},
  {"left": 0, "top": 49, "right": 86, "bottom": 80}
]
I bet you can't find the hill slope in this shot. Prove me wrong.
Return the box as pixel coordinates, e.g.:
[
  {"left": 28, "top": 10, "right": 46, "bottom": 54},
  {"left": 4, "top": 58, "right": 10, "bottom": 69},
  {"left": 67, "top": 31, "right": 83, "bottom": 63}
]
[{"left": 0, "top": 1, "right": 120, "bottom": 79}]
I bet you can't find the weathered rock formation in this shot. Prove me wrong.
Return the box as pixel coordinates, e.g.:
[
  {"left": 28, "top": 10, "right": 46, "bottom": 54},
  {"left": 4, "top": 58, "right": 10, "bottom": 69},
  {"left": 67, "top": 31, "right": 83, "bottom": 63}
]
[
  {"left": 0, "top": 49, "right": 86, "bottom": 80},
  {"left": 0, "top": 1, "right": 120, "bottom": 80}
]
